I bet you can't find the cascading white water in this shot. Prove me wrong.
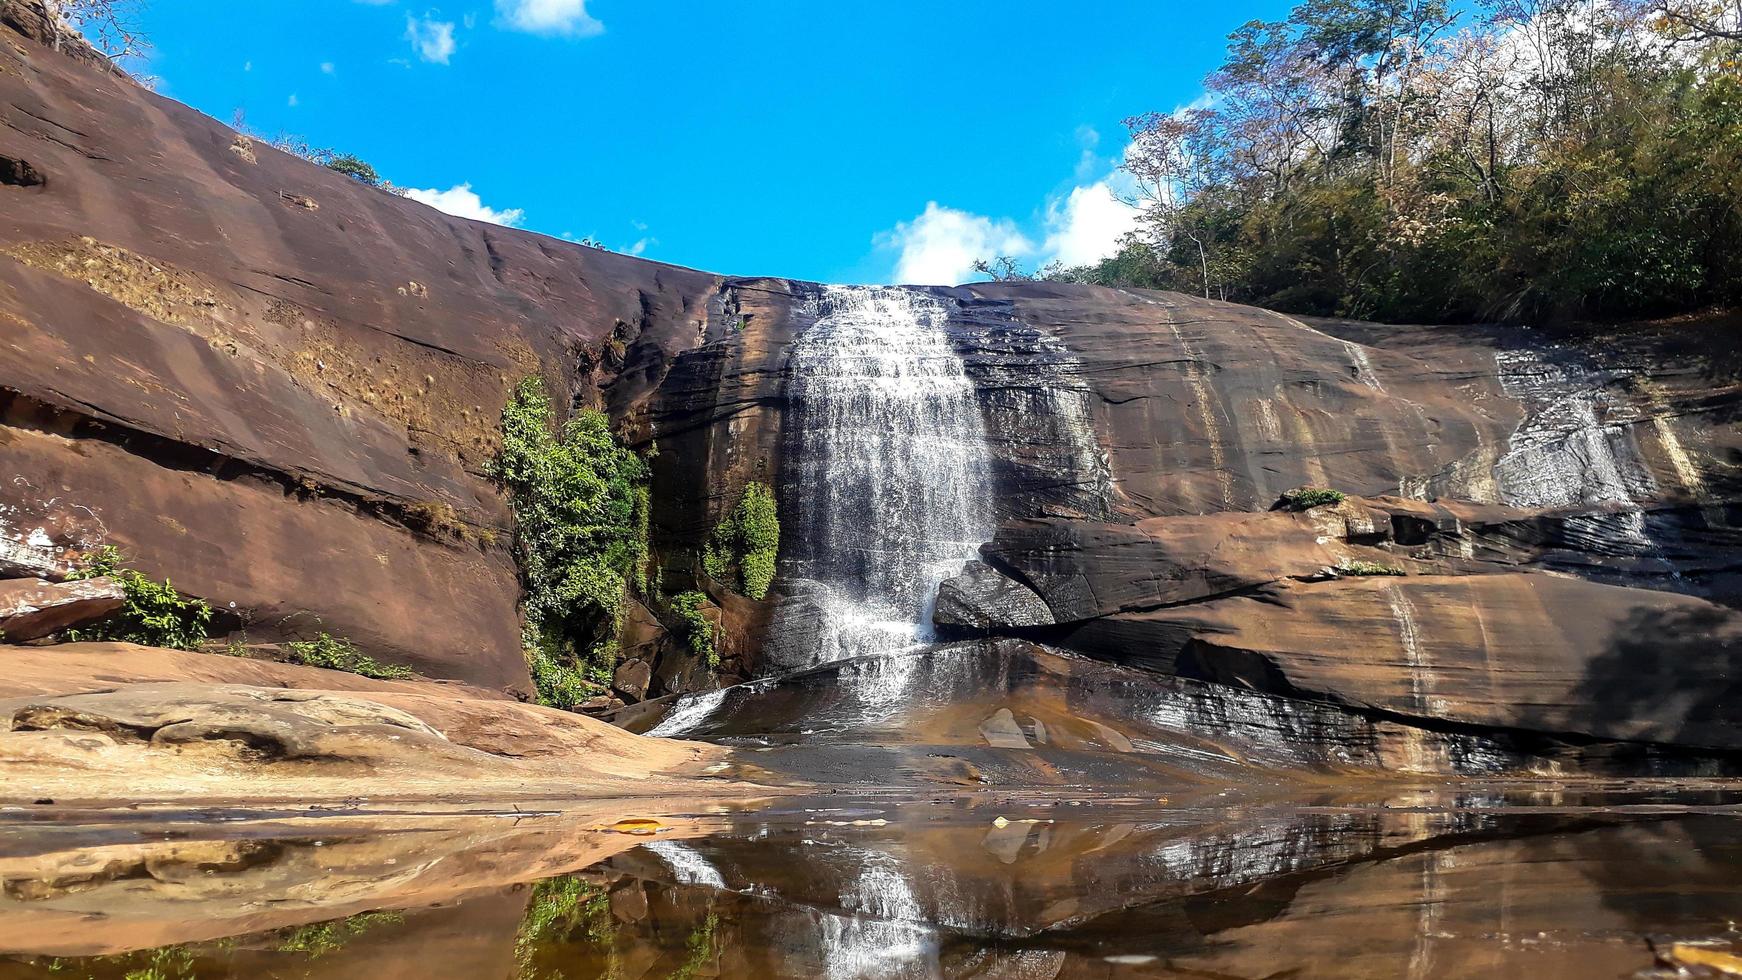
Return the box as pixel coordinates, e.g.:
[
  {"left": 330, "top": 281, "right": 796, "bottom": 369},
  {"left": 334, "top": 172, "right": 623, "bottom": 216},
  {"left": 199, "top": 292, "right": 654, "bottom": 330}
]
[{"left": 784, "top": 286, "right": 996, "bottom": 665}]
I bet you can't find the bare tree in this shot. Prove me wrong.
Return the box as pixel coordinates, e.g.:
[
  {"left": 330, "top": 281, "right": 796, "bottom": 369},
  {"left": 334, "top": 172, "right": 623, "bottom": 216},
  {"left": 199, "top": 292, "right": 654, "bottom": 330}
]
[
  {"left": 1123, "top": 109, "right": 1225, "bottom": 297},
  {"left": 1643, "top": 0, "right": 1742, "bottom": 39},
  {"left": 41, "top": 0, "right": 148, "bottom": 62},
  {"left": 971, "top": 256, "right": 1031, "bottom": 282}
]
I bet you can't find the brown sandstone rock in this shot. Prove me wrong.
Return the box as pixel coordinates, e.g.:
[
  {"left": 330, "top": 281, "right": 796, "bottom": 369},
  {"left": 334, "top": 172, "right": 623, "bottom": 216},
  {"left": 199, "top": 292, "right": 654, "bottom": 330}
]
[
  {"left": 0, "top": 17, "right": 719, "bottom": 690},
  {"left": 0, "top": 576, "right": 122, "bottom": 640},
  {"left": 613, "top": 658, "right": 653, "bottom": 701},
  {"left": 0, "top": 674, "right": 754, "bottom": 804}
]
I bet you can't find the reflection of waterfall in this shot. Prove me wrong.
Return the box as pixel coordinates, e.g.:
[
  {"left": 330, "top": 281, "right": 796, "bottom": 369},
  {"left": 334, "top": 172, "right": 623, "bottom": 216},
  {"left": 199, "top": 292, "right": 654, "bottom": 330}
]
[
  {"left": 644, "top": 840, "right": 728, "bottom": 889},
  {"left": 818, "top": 849, "right": 937, "bottom": 980},
  {"left": 783, "top": 286, "right": 996, "bottom": 664}
]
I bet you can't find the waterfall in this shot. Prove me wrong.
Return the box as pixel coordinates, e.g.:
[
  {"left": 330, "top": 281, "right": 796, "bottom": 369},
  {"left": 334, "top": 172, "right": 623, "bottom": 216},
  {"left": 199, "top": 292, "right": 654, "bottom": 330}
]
[
  {"left": 782, "top": 286, "right": 996, "bottom": 665},
  {"left": 1492, "top": 347, "right": 1657, "bottom": 547}
]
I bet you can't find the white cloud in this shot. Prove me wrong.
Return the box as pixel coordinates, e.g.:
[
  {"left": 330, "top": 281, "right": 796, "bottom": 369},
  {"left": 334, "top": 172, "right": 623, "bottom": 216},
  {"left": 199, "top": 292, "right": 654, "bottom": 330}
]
[
  {"left": 626, "top": 238, "right": 653, "bottom": 256},
  {"left": 406, "top": 16, "right": 457, "bottom": 64},
  {"left": 876, "top": 202, "right": 1033, "bottom": 286},
  {"left": 1041, "top": 180, "right": 1141, "bottom": 267},
  {"left": 320, "top": 61, "right": 336, "bottom": 74},
  {"left": 1072, "top": 125, "right": 1102, "bottom": 182},
  {"left": 495, "top": 0, "right": 604, "bottom": 35},
  {"left": 287, "top": 93, "right": 299, "bottom": 107},
  {"left": 404, "top": 183, "right": 525, "bottom": 226}
]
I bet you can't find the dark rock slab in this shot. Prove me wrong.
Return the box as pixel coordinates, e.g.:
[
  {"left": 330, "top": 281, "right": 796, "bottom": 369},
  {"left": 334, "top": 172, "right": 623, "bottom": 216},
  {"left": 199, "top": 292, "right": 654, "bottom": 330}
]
[
  {"left": 934, "top": 561, "right": 1054, "bottom": 631},
  {"left": 617, "top": 639, "right": 1737, "bottom": 778}
]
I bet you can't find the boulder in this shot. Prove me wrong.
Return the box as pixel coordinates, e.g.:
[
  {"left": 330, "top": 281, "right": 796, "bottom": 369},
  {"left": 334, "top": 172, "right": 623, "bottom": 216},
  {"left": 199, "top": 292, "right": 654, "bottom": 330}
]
[
  {"left": 0, "top": 576, "right": 123, "bottom": 640},
  {"left": 613, "top": 658, "right": 653, "bottom": 701},
  {"left": 933, "top": 561, "right": 1054, "bottom": 631}
]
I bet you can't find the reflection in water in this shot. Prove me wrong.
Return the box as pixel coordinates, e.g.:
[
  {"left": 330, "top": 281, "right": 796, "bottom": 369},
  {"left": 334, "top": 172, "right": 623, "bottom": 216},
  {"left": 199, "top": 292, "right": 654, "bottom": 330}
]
[{"left": 4, "top": 801, "right": 1742, "bottom": 979}]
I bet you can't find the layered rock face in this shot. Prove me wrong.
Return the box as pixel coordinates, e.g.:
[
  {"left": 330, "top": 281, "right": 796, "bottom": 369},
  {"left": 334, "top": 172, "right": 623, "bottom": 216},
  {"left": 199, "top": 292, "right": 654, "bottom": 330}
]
[
  {"left": 0, "top": 5, "right": 723, "bottom": 694},
  {"left": 3, "top": 2, "right": 1739, "bottom": 765},
  {"left": 927, "top": 292, "right": 1742, "bottom": 753}
]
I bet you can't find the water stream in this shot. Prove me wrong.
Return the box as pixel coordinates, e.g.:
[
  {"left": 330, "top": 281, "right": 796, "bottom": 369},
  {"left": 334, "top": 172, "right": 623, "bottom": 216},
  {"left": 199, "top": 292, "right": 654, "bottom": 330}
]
[{"left": 7, "top": 798, "right": 1739, "bottom": 979}]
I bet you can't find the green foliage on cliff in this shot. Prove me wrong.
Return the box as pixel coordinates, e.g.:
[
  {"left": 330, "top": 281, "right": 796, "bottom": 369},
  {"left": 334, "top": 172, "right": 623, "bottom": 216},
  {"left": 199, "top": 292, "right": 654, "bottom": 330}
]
[
  {"left": 669, "top": 590, "right": 718, "bottom": 667},
  {"left": 1057, "top": 0, "right": 1742, "bottom": 325},
  {"left": 524, "top": 636, "right": 601, "bottom": 711},
  {"left": 703, "top": 482, "right": 780, "bottom": 600},
  {"left": 285, "top": 633, "right": 413, "bottom": 680},
  {"left": 1281, "top": 487, "right": 1345, "bottom": 510},
  {"left": 493, "top": 377, "right": 651, "bottom": 699},
  {"left": 65, "top": 546, "right": 213, "bottom": 651}
]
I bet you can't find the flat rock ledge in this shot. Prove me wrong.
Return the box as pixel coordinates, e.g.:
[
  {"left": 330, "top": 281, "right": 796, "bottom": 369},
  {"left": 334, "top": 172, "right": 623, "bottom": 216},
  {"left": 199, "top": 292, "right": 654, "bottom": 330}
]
[{"left": 0, "top": 644, "right": 783, "bottom": 806}]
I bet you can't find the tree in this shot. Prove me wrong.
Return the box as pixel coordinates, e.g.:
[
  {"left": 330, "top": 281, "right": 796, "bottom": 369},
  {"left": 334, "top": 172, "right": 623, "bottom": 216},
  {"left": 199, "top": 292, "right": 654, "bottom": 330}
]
[
  {"left": 1094, "top": 0, "right": 1741, "bottom": 324},
  {"left": 1124, "top": 108, "right": 1225, "bottom": 296},
  {"left": 971, "top": 255, "right": 1032, "bottom": 281},
  {"left": 1640, "top": 0, "right": 1742, "bottom": 40},
  {"left": 322, "top": 154, "right": 383, "bottom": 186},
  {"left": 42, "top": 0, "right": 147, "bottom": 62}
]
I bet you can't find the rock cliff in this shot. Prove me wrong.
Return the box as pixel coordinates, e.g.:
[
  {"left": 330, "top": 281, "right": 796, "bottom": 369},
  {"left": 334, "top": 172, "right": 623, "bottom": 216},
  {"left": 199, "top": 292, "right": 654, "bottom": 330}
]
[{"left": 2, "top": 2, "right": 1739, "bottom": 764}]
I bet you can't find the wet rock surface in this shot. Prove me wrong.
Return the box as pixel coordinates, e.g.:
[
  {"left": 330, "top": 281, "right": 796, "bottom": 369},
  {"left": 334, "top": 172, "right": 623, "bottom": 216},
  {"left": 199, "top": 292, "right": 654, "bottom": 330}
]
[
  {"left": 615, "top": 640, "right": 1740, "bottom": 783},
  {"left": 932, "top": 561, "right": 1054, "bottom": 631}
]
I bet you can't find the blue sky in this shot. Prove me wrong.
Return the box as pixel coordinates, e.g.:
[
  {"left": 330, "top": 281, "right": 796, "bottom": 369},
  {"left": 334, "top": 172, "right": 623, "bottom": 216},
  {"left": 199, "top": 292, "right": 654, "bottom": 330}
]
[{"left": 128, "top": 0, "right": 1290, "bottom": 285}]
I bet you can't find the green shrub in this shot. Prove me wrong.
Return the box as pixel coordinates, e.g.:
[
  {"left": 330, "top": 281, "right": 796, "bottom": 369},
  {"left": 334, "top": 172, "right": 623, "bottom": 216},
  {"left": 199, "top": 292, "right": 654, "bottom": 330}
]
[
  {"left": 524, "top": 635, "right": 603, "bottom": 710},
  {"left": 64, "top": 546, "right": 213, "bottom": 651},
  {"left": 492, "top": 377, "right": 651, "bottom": 702},
  {"left": 286, "top": 633, "right": 412, "bottom": 679},
  {"left": 669, "top": 590, "right": 718, "bottom": 667},
  {"left": 703, "top": 482, "right": 779, "bottom": 600},
  {"left": 1335, "top": 559, "right": 1405, "bottom": 577},
  {"left": 669, "top": 913, "right": 720, "bottom": 980},
  {"left": 322, "top": 153, "right": 381, "bottom": 186},
  {"left": 1280, "top": 487, "right": 1346, "bottom": 510}
]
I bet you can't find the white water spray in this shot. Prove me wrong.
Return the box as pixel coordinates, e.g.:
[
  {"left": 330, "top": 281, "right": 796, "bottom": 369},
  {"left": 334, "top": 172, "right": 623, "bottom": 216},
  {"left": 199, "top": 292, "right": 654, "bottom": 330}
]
[{"left": 783, "top": 286, "right": 996, "bottom": 664}]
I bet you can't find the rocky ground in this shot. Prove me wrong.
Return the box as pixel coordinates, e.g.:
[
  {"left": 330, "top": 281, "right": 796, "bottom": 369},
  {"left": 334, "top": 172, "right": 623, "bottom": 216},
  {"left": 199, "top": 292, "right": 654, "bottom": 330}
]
[{"left": 0, "top": 643, "right": 781, "bottom": 806}]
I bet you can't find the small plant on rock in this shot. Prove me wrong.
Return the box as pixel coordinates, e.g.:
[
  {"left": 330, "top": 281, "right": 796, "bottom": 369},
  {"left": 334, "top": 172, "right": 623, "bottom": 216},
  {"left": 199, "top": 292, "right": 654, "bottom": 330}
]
[
  {"left": 321, "top": 153, "right": 381, "bottom": 186},
  {"left": 1280, "top": 486, "right": 1346, "bottom": 510},
  {"left": 703, "top": 482, "right": 780, "bottom": 600},
  {"left": 669, "top": 590, "right": 718, "bottom": 667},
  {"left": 286, "top": 632, "right": 413, "bottom": 679},
  {"left": 64, "top": 545, "right": 213, "bottom": 651}
]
